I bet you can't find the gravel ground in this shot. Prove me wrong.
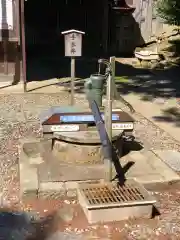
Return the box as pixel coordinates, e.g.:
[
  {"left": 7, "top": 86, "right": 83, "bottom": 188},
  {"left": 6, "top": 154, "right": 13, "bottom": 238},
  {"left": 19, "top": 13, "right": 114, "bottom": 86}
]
[
  {"left": 0, "top": 93, "right": 180, "bottom": 239},
  {"left": 0, "top": 93, "right": 86, "bottom": 204}
]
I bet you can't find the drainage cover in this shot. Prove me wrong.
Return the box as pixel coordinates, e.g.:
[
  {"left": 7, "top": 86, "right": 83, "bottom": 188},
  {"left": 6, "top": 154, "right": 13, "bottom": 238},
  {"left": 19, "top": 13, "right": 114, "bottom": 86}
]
[
  {"left": 78, "top": 180, "right": 155, "bottom": 207},
  {"left": 78, "top": 180, "right": 156, "bottom": 223}
]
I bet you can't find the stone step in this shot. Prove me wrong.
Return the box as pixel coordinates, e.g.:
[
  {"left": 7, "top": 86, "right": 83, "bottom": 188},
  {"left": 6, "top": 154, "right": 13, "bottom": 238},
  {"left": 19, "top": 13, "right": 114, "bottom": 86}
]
[
  {"left": 38, "top": 149, "right": 180, "bottom": 185},
  {"left": 132, "top": 150, "right": 180, "bottom": 183},
  {"left": 115, "top": 150, "right": 180, "bottom": 184},
  {"left": 38, "top": 162, "right": 106, "bottom": 182},
  {"left": 19, "top": 138, "right": 180, "bottom": 198}
]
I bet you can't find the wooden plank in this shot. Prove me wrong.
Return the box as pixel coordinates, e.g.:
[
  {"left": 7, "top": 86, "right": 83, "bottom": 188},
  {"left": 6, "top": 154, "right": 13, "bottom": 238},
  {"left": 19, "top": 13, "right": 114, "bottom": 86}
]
[
  {"left": 110, "top": 56, "right": 119, "bottom": 100},
  {"left": 145, "top": 0, "right": 153, "bottom": 41},
  {"left": 3, "top": 40, "right": 8, "bottom": 75}
]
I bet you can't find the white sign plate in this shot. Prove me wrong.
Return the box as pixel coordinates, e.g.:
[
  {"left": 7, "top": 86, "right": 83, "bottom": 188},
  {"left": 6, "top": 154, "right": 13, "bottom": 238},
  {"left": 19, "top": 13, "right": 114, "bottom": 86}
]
[
  {"left": 112, "top": 123, "right": 134, "bottom": 130},
  {"left": 64, "top": 33, "right": 82, "bottom": 57},
  {"left": 0, "top": 0, "right": 13, "bottom": 30},
  {"left": 51, "top": 125, "right": 79, "bottom": 132}
]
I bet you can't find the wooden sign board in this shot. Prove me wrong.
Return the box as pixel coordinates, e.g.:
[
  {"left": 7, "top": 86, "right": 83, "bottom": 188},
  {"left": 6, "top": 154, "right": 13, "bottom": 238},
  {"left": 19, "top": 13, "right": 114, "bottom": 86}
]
[
  {"left": 40, "top": 108, "right": 134, "bottom": 126},
  {"left": 61, "top": 29, "right": 85, "bottom": 57},
  {"left": 40, "top": 106, "right": 134, "bottom": 134}
]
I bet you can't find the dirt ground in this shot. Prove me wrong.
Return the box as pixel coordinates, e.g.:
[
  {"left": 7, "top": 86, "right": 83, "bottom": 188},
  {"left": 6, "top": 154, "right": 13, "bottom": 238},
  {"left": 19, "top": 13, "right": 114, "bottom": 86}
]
[{"left": 18, "top": 185, "right": 180, "bottom": 240}]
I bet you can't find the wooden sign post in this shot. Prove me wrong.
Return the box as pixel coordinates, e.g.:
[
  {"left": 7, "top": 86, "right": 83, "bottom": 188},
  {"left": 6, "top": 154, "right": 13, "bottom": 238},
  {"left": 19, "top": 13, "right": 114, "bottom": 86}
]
[
  {"left": 61, "top": 29, "right": 85, "bottom": 105},
  {"left": 110, "top": 56, "right": 119, "bottom": 100}
]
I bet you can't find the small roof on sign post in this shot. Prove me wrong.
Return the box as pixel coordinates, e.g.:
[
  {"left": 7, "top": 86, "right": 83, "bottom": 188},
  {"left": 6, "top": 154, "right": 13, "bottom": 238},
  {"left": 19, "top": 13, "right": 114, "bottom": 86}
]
[{"left": 61, "top": 29, "right": 85, "bottom": 35}]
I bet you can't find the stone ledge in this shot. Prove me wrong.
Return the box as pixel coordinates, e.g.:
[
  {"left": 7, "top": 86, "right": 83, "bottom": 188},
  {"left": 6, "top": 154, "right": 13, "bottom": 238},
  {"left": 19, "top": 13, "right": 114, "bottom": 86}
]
[
  {"left": 53, "top": 130, "right": 123, "bottom": 144},
  {"left": 18, "top": 137, "right": 180, "bottom": 200},
  {"left": 39, "top": 180, "right": 102, "bottom": 198},
  {"left": 38, "top": 163, "right": 106, "bottom": 182},
  {"left": 19, "top": 163, "right": 39, "bottom": 198}
]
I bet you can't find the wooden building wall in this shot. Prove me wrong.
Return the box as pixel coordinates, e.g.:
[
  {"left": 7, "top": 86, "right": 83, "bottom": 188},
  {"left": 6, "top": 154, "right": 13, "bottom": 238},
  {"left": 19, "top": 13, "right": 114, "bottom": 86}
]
[
  {"left": 0, "top": 0, "right": 165, "bottom": 86},
  {"left": 109, "top": 10, "right": 144, "bottom": 54},
  {"left": 109, "top": 0, "right": 164, "bottom": 54},
  {"left": 0, "top": 0, "right": 20, "bottom": 83}
]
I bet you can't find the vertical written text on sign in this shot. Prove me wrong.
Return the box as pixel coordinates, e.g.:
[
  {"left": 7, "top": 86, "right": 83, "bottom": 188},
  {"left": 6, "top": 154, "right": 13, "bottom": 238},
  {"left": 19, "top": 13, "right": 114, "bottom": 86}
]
[{"left": 65, "top": 32, "right": 82, "bottom": 57}]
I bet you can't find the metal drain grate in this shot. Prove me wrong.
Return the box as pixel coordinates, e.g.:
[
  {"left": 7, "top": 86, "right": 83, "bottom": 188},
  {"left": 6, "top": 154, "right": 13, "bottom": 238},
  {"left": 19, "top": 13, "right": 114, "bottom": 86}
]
[
  {"left": 78, "top": 180, "right": 156, "bottom": 223},
  {"left": 78, "top": 180, "right": 156, "bottom": 208},
  {"left": 82, "top": 184, "right": 144, "bottom": 205}
]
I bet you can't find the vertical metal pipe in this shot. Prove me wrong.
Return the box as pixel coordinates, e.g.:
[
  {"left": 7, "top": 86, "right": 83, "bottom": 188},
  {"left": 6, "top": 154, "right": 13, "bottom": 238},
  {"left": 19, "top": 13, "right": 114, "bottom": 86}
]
[{"left": 105, "top": 72, "right": 112, "bottom": 181}]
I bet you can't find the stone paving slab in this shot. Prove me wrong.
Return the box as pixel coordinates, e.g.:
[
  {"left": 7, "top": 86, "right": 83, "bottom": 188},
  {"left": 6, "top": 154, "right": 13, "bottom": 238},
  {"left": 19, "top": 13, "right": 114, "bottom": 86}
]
[
  {"left": 19, "top": 136, "right": 180, "bottom": 197},
  {"left": 46, "top": 231, "right": 84, "bottom": 240},
  {"left": 118, "top": 150, "right": 180, "bottom": 184},
  {"left": 120, "top": 93, "right": 180, "bottom": 142},
  {"left": 153, "top": 150, "right": 180, "bottom": 172},
  {"left": 38, "top": 162, "right": 106, "bottom": 182}
]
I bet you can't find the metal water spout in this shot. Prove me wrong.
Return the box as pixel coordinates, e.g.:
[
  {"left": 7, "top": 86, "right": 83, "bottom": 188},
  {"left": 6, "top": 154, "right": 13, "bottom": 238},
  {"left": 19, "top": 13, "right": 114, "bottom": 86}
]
[
  {"left": 84, "top": 58, "right": 113, "bottom": 180},
  {"left": 84, "top": 58, "right": 112, "bottom": 108}
]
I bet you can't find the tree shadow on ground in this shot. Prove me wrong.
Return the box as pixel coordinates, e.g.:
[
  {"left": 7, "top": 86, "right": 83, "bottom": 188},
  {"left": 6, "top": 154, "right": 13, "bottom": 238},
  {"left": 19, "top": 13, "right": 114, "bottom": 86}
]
[
  {"left": 115, "top": 61, "right": 180, "bottom": 99},
  {"left": 114, "top": 37, "right": 180, "bottom": 100},
  {"left": 68, "top": 60, "right": 180, "bottom": 101},
  {"left": 134, "top": 38, "right": 180, "bottom": 127},
  {"left": 61, "top": 36, "right": 180, "bottom": 100},
  {"left": 152, "top": 107, "right": 180, "bottom": 127},
  {"left": 114, "top": 59, "right": 180, "bottom": 127}
]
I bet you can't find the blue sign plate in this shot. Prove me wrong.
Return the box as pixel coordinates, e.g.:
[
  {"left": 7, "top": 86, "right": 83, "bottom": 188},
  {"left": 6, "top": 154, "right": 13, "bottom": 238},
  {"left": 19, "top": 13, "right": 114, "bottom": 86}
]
[{"left": 60, "top": 114, "right": 119, "bottom": 123}]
